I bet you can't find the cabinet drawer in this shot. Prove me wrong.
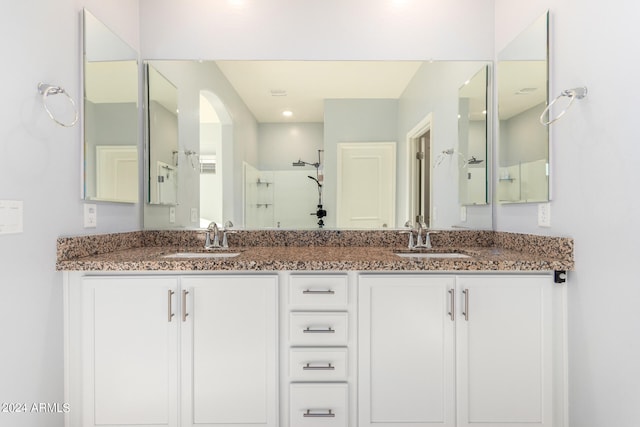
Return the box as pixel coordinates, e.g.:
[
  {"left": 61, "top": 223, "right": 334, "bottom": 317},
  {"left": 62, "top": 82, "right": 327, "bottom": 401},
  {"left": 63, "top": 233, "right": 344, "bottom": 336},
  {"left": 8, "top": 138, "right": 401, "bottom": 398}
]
[
  {"left": 289, "top": 348, "right": 348, "bottom": 381},
  {"left": 289, "top": 312, "right": 348, "bottom": 346},
  {"left": 290, "top": 383, "right": 348, "bottom": 427},
  {"left": 289, "top": 275, "right": 348, "bottom": 308}
]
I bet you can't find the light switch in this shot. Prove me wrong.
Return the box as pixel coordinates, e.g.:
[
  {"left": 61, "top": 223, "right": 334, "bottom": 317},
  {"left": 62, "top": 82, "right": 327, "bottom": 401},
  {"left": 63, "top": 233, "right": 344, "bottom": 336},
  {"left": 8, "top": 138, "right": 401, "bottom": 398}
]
[
  {"left": 460, "top": 206, "right": 467, "bottom": 222},
  {"left": 84, "top": 204, "right": 97, "bottom": 228},
  {"left": 0, "top": 200, "right": 24, "bottom": 234}
]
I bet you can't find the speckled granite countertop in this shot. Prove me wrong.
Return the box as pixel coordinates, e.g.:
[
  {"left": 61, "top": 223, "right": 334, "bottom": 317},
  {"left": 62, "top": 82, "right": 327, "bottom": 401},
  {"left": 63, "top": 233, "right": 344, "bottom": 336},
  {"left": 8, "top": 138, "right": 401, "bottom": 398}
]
[{"left": 56, "top": 230, "right": 574, "bottom": 272}]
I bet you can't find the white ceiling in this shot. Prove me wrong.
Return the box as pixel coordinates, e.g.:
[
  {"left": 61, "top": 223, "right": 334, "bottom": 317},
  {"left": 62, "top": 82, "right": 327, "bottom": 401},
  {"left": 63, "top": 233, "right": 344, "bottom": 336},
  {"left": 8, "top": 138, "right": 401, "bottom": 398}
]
[{"left": 214, "top": 60, "right": 424, "bottom": 123}]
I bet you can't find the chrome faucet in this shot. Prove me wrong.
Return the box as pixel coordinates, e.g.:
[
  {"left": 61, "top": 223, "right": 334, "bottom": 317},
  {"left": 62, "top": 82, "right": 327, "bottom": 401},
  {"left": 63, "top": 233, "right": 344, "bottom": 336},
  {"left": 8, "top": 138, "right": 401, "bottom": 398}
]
[
  {"left": 205, "top": 220, "right": 235, "bottom": 249},
  {"left": 204, "top": 222, "right": 220, "bottom": 249},
  {"left": 415, "top": 221, "right": 431, "bottom": 249},
  {"left": 400, "top": 220, "right": 435, "bottom": 250}
]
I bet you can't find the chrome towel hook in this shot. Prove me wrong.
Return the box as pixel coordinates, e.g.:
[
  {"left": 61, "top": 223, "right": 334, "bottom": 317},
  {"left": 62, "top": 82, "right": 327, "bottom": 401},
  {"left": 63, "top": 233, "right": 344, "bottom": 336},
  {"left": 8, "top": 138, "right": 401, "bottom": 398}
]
[
  {"left": 38, "top": 82, "right": 79, "bottom": 128},
  {"left": 540, "top": 86, "right": 588, "bottom": 126}
]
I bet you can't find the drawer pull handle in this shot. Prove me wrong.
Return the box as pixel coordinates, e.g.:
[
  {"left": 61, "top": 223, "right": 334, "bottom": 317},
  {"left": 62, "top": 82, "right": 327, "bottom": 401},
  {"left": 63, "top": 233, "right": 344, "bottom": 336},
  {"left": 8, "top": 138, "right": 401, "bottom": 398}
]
[
  {"left": 304, "top": 409, "right": 335, "bottom": 418},
  {"left": 182, "top": 290, "right": 189, "bottom": 322},
  {"left": 303, "top": 363, "right": 335, "bottom": 371},
  {"left": 167, "top": 290, "right": 175, "bottom": 322},
  {"left": 303, "top": 289, "right": 335, "bottom": 295},
  {"left": 448, "top": 288, "right": 455, "bottom": 321},
  {"left": 303, "top": 327, "right": 335, "bottom": 334},
  {"left": 462, "top": 288, "right": 469, "bottom": 321}
]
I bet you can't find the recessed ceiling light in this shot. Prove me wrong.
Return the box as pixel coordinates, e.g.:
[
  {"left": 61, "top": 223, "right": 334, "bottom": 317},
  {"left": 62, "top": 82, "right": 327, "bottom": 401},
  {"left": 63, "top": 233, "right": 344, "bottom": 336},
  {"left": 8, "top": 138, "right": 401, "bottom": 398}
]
[{"left": 282, "top": 110, "right": 293, "bottom": 117}]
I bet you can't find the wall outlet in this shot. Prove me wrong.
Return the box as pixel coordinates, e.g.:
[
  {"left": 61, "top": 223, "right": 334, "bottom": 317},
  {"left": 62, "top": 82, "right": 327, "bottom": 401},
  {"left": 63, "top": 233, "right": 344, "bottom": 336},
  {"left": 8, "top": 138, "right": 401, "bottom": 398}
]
[
  {"left": 190, "top": 208, "right": 198, "bottom": 223},
  {"left": 84, "top": 204, "right": 97, "bottom": 228},
  {"left": 169, "top": 207, "right": 176, "bottom": 223},
  {"left": 538, "top": 203, "right": 551, "bottom": 227},
  {"left": 460, "top": 206, "right": 467, "bottom": 222}
]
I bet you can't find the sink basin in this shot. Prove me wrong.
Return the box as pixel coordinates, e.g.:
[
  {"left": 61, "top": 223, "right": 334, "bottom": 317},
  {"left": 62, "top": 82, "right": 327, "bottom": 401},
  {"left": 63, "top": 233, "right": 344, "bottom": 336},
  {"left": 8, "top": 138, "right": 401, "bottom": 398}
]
[
  {"left": 395, "top": 252, "right": 471, "bottom": 259},
  {"left": 163, "top": 252, "right": 240, "bottom": 259}
]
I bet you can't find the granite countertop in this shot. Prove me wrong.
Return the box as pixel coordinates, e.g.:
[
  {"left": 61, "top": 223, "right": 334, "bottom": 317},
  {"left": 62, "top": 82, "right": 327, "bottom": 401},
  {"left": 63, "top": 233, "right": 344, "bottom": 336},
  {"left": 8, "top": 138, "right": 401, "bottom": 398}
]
[{"left": 56, "top": 230, "right": 574, "bottom": 272}]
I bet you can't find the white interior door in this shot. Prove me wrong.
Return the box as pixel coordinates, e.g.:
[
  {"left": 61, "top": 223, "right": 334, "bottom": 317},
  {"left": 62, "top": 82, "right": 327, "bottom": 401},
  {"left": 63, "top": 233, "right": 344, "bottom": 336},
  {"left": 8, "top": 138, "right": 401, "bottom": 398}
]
[
  {"left": 337, "top": 142, "right": 396, "bottom": 228},
  {"left": 95, "top": 145, "right": 138, "bottom": 202}
]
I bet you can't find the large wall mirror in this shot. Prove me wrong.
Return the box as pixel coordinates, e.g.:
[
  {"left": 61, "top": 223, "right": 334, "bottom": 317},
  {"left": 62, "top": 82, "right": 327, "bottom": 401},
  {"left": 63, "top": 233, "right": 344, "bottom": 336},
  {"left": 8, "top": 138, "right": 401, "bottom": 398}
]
[
  {"left": 497, "top": 11, "right": 549, "bottom": 203},
  {"left": 82, "top": 9, "right": 139, "bottom": 203},
  {"left": 143, "top": 60, "right": 493, "bottom": 230}
]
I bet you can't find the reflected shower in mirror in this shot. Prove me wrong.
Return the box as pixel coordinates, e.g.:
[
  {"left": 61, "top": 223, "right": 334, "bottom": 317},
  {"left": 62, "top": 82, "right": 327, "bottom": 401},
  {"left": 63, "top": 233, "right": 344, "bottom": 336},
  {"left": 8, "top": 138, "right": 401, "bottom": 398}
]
[
  {"left": 145, "top": 64, "right": 179, "bottom": 206},
  {"left": 142, "top": 60, "right": 493, "bottom": 231},
  {"left": 497, "top": 11, "right": 549, "bottom": 203},
  {"left": 458, "top": 65, "right": 488, "bottom": 206},
  {"left": 82, "top": 9, "right": 139, "bottom": 203}
]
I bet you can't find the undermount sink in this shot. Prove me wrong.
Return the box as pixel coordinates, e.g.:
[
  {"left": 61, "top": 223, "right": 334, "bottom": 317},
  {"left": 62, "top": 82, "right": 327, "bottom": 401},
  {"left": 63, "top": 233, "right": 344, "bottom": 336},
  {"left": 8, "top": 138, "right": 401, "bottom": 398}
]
[
  {"left": 163, "top": 252, "right": 241, "bottom": 259},
  {"left": 395, "top": 252, "right": 471, "bottom": 259}
]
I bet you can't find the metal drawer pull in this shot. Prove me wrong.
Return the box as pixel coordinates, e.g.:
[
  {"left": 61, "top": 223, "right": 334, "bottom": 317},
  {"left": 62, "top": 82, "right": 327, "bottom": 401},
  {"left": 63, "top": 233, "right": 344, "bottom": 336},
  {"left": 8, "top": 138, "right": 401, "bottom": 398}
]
[
  {"left": 462, "top": 288, "right": 469, "bottom": 321},
  {"left": 303, "top": 327, "right": 335, "bottom": 334},
  {"left": 167, "top": 290, "right": 175, "bottom": 322},
  {"left": 182, "top": 290, "right": 189, "bottom": 322},
  {"left": 448, "top": 289, "right": 455, "bottom": 321},
  {"left": 303, "top": 363, "right": 335, "bottom": 371},
  {"left": 303, "top": 289, "right": 335, "bottom": 295},
  {"left": 303, "top": 409, "right": 335, "bottom": 418}
]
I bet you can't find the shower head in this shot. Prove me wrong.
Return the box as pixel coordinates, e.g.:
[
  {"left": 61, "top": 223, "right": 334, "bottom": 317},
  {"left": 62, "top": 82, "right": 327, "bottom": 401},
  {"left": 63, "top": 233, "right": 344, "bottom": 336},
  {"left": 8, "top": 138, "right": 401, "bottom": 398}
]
[
  {"left": 467, "top": 157, "right": 484, "bottom": 165},
  {"left": 292, "top": 160, "right": 306, "bottom": 167}
]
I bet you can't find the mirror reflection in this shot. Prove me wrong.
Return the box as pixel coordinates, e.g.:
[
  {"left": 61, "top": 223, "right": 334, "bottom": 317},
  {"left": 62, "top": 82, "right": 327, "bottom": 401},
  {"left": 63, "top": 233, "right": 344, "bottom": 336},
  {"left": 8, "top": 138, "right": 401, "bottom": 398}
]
[
  {"left": 146, "top": 65, "right": 179, "bottom": 205},
  {"left": 82, "top": 9, "right": 138, "bottom": 203},
  {"left": 458, "top": 65, "right": 489, "bottom": 206},
  {"left": 497, "top": 11, "right": 549, "bottom": 203},
  {"left": 143, "top": 60, "right": 493, "bottom": 230}
]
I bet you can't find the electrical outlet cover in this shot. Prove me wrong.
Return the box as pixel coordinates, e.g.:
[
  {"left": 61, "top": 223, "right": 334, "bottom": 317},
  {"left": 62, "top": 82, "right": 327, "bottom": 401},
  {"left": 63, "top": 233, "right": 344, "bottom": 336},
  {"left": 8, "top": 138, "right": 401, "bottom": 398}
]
[
  {"left": 84, "top": 204, "right": 97, "bottom": 228},
  {"left": 169, "top": 207, "right": 176, "bottom": 223},
  {"left": 190, "top": 208, "right": 198, "bottom": 223},
  {"left": 460, "top": 206, "right": 467, "bottom": 222},
  {"left": 537, "top": 203, "right": 551, "bottom": 227}
]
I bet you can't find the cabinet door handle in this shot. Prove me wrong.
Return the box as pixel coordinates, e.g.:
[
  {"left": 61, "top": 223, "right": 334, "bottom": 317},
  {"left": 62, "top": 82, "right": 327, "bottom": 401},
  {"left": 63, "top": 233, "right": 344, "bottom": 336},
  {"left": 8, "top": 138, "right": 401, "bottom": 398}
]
[
  {"left": 167, "top": 290, "right": 175, "bottom": 322},
  {"left": 303, "top": 363, "right": 335, "bottom": 371},
  {"left": 462, "top": 288, "right": 469, "bottom": 321},
  {"left": 303, "top": 326, "right": 335, "bottom": 334},
  {"left": 303, "top": 289, "right": 335, "bottom": 295},
  {"left": 448, "top": 289, "right": 455, "bottom": 321},
  {"left": 303, "top": 409, "right": 335, "bottom": 418},
  {"left": 182, "top": 290, "right": 189, "bottom": 322}
]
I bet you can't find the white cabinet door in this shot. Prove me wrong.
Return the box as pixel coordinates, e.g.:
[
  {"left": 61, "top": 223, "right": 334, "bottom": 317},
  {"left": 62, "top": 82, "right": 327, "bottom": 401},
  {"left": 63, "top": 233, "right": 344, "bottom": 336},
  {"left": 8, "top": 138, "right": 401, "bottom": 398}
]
[
  {"left": 359, "top": 274, "right": 456, "bottom": 427},
  {"left": 180, "top": 275, "right": 278, "bottom": 427},
  {"left": 82, "top": 276, "right": 179, "bottom": 427},
  {"left": 456, "top": 275, "right": 553, "bottom": 427}
]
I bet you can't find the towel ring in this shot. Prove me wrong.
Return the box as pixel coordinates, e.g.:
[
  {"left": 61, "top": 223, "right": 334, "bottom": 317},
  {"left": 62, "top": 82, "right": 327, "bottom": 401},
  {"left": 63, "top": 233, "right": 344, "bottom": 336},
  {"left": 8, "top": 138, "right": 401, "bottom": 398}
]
[
  {"left": 38, "top": 82, "right": 79, "bottom": 128},
  {"left": 540, "top": 86, "right": 587, "bottom": 126}
]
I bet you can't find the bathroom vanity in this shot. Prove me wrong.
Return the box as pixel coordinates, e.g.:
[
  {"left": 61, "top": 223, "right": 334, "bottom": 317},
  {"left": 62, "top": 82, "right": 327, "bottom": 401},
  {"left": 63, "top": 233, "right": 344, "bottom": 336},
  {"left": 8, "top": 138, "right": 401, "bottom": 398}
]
[{"left": 59, "top": 230, "right": 572, "bottom": 427}]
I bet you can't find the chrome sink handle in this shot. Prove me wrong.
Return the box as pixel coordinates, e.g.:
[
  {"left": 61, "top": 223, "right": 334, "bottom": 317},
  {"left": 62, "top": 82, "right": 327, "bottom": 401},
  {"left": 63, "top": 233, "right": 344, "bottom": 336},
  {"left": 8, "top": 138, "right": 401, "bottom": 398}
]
[
  {"left": 401, "top": 220, "right": 415, "bottom": 249},
  {"left": 221, "top": 221, "right": 236, "bottom": 248}
]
